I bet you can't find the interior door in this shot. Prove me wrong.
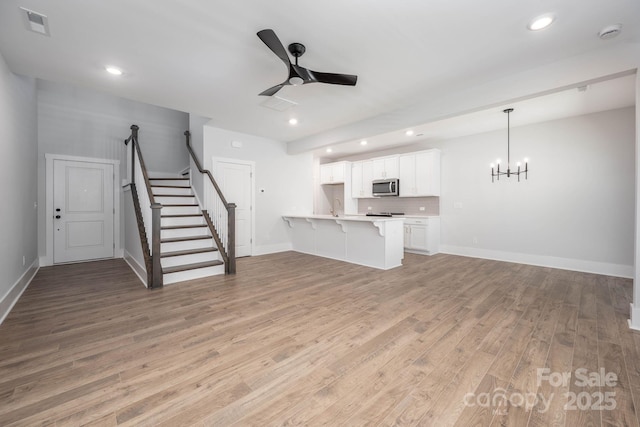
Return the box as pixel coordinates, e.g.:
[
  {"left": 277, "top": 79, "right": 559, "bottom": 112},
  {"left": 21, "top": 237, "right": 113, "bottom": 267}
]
[
  {"left": 214, "top": 159, "right": 253, "bottom": 257},
  {"left": 53, "top": 159, "right": 114, "bottom": 263}
]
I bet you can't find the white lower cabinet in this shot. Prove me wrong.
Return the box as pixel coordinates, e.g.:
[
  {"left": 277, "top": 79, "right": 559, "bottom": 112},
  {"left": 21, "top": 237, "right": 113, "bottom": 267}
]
[{"left": 403, "top": 217, "right": 440, "bottom": 255}]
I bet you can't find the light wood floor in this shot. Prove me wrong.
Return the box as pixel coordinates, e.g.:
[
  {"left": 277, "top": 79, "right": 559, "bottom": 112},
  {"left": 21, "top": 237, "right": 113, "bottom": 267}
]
[{"left": 1, "top": 252, "right": 639, "bottom": 426}]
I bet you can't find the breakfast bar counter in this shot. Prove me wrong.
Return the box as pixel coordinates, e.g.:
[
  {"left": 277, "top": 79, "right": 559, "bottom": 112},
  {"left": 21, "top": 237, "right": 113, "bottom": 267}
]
[{"left": 282, "top": 215, "right": 404, "bottom": 270}]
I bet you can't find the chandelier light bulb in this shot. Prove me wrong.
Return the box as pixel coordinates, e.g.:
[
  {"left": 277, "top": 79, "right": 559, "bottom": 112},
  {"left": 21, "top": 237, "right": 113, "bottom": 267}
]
[
  {"left": 496, "top": 158, "right": 501, "bottom": 164},
  {"left": 524, "top": 157, "right": 530, "bottom": 163},
  {"left": 490, "top": 163, "right": 495, "bottom": 168}
]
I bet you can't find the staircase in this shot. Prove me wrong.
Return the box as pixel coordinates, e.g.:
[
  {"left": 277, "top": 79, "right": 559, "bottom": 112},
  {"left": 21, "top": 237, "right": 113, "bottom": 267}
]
[{"left": 149, "top": 176, "right": 225, "bottom": 285}]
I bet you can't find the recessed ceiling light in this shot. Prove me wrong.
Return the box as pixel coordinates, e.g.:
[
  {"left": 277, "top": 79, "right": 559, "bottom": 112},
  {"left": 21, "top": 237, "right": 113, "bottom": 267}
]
[
  {"left": 289, "top": 118, "right": 298, "bottom": 125},
  {"left": 528, "top": 14, "right": 555, "bottom": 31},
  {"left": 105, "top": 66, "right": 123, "bottom": 76},
  {"left": 326, "top": 148, "right": 333, "bottom": 153},
  {"left": 360, "top": 140, "right": 368, "bottom": 146},
  {"left": 405, "top": 130, "right": 414, "bottom": 136}
]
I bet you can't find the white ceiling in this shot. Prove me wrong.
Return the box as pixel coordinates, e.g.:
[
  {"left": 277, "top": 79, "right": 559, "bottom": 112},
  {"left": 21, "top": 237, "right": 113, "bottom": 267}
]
[
  {"left": 0, "top": 0, "right": 638, "bottom": 155},
  {"left": 317, "top": 72, "right": 637, "bottom": 159}
]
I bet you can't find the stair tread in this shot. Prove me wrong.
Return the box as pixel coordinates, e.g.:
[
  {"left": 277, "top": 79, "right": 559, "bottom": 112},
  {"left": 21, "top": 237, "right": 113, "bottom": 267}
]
[
  {"left": 161, "top": 235, "right": 212, "bottom": 243},
  {"left": 163, "top": 260, "right": 223, "bottom": 274},
  {"left": 149, "top": 177, "right": 189, "bottom": 180},
  {"left": 162, "top": 214, "right": 203, "bottom": 218},
  {"left": 154, "top": 194, "right": 194, "bottom": 197},
  {"left": 151, "top": 185, "right": 191, "bottom": 188},
  {"left": 161, "top": 247, "right": 218, "bottom": 258},
  {"left": 162, "top": 204, "right": 199, "bottom": 207},
  {"left": 161, "top": 224, "right": 207, "bottom": 230}
]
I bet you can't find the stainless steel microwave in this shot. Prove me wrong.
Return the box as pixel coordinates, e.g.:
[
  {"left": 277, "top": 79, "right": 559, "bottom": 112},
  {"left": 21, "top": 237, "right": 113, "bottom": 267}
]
[{"left": 372, "top": 178, "right": 399, "bottom": 197}]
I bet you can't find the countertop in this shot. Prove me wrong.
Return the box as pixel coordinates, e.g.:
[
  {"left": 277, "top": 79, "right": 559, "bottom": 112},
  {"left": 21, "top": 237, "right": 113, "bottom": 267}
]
[{"left": 282, "top": 214, "right": 404, "bottom": 222}]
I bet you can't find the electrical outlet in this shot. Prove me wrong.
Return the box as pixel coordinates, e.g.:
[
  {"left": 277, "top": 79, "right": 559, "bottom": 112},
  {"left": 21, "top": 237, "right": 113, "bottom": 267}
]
[
  {"left": 454, "top": 202, "right": 463, "bottom": 209},
  {"left": 367, "top": 206, "right": 372, "bottom": 211},
  {"left": 22, "top": 255, "right": 26, "bottom": 266},
  {"left": 419, "top": 206, "right": 425, "bottom": 211},
  {"left": 472, "top": 237, "right": 478, "bottom": 245}
]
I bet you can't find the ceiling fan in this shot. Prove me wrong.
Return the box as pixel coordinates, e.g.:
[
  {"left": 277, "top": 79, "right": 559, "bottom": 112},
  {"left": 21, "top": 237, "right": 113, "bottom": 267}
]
[{"left": 256, "top": 29, "right": 358, "bottom": 96}]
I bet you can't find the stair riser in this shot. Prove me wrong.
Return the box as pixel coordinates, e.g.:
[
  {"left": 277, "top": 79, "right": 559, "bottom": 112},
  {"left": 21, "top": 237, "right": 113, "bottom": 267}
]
[
  {"left": 163, "top": 264, "right": 225, "bottom": 285},
  {"left": 161, "top": 217, "right": 205, "bottom": 227},
  {"left": 155, "top": 196, "right": 196, "bottom": 205},
  {"left": 161, "top": 206, "right": 200, "bottom": 216},
  {"left": 161, "top": 252, "right": 221, "bottom": 268},
  {"left": 161, "top": 239, "right": 214, "bottom": 253},
  {"left": 151, "top": 186, "right": 192, "bottom": 195},
  {"left": 149, "top": 179, "right": 190, "bottom": 187},
  {"left": 161, "top": 228, "right": 209, "bottom": 239}
]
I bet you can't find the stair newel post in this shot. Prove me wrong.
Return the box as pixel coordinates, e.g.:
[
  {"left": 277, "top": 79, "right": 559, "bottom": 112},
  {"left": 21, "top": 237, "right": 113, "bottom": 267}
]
[
  {"left": 151, "top": 203, "right": 164, "bottom": 288},
  {"left": 227, "top": 203, "right": 236, "bottom": 275},
  {"left": 130, "top": 125, "right": 139, "bottom": 185}
]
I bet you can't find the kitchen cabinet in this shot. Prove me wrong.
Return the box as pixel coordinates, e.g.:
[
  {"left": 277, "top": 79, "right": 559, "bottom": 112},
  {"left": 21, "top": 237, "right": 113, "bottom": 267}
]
[
  {"left": 403, "top": 217, "right": 440, "bottom": 255},
  {"left": 399, "top": 149, "right": 440, "bottom": 197},
  {"left": 320, "top": 161, "right": 348, "bottom": 184},
  {"left": 351, "top": 160, "right": 373, "bottom": 198},
  {"left": 372, "top": 155, "right": 399, "bottom": 180}
]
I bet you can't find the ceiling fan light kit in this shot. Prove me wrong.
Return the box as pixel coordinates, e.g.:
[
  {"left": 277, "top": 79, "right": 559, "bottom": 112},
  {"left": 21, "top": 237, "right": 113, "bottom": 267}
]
[
  {"left": 491, "top": 108, "right": 529, "bottom": 182},
  {"left": 256, "top": 29, "right": 358, "bottom": 96}
]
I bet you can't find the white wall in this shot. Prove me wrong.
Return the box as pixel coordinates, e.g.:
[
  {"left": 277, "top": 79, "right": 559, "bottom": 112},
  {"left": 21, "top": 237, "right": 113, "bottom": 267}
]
[
  {"left": 202, "top": 125, "right": 314, "bottom": 255},
  {"left": 0, "top": 52, "right": 38, "bottom": 323},
  {"left": 340, "top": 107, "right": 635, "bottom": 277},
  {"left": 36, "top": 80, "right": 190, "bottom": 259}
]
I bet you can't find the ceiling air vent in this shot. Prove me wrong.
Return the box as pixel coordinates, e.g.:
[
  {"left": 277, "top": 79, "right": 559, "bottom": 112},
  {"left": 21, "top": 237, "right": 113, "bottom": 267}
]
[
  {"left": 20, "top": 7, "right": 50, "bottom": 36},
  {"left": 598, "top": 24, "right": 622, "bottom": 40},
  {"left": 260, "top": 95, "right": 298, "bottom": 112}
]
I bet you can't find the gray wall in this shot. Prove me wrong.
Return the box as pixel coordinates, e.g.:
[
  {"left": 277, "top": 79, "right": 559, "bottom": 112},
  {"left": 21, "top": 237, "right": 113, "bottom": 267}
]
[
  {"left": 0, "top": 51, "right": 38, "bottom": 316},
  {"left": 188, "top": 114, "right": 210, "bottom": 204},
  {"left": 340, "top": 107, "right": 635, "bottom": 276},
  {"left": 36, "top": 80, "right": 190, "bottom": 258}
]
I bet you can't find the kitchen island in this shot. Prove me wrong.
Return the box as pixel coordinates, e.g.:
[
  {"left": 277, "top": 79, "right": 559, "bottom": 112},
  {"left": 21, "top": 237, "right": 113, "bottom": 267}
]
[{"left": 282, "top": 214, "right": 404, "bottom": 270}]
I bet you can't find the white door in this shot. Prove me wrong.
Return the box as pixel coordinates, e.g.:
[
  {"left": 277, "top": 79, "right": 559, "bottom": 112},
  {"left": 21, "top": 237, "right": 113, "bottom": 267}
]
[
  {"left": 214, "top": 159, "right": 253, "bottom": 257},
  {"left": 53, "top": 159, "right": 114, "bottom": 263}
]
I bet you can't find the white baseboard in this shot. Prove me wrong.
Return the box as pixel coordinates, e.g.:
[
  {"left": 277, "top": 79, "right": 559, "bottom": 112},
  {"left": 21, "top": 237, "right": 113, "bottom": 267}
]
[
  {"left": 0, "top": 260, "right": 40, "bottom": 325},
  {"left": 439, "top": 245, "right": 633, "bottom": 278},
  {"left": 124, "top": 250, "right": 148, "bottom": 288},
  {"left": 628, "top": 303, "right": 640, "bottom": 331},
  {"left": 253, "top": 243, "right": 293, "bottom": 256}
]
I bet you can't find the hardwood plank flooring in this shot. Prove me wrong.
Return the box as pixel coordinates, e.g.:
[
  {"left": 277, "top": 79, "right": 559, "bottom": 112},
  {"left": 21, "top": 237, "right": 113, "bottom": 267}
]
[{"left": 0, "top": 252, "right": 638, "bottom": 426}]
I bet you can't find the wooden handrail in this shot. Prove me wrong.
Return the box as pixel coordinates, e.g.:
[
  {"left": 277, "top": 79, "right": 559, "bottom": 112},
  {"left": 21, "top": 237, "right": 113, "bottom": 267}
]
[
  {"left": 184, "top": 131, "right": 229, "bottom": 207},
  {"left": 125, "top": 125, "right": 156, "bottom": 205},
  {"left": 129, "top": 183, "right": 153, "bottom": 286},
  {"left": 185, "top": 130, "right": 236, "bottom": 275},
  {"left": 124, "top": 125, "right": 163, "bottom": 287}
]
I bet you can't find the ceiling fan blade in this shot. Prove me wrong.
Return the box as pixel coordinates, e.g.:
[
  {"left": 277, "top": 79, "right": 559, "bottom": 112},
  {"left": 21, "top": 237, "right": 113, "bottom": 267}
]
[
  {"left": 257, "top": 29, "right": 291, "bottom": 67},
  {"left": 259, "top": 82, "right": 287, "bottom": 96},
  {"left": 308, "top": 70, "right": 358, "bottom": 86}
]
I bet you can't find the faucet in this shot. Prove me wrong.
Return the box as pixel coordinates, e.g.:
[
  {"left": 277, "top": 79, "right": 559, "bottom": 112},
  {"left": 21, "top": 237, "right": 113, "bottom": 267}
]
[{"left": 332, "top": 197, "right": 342, "bottom": 217}]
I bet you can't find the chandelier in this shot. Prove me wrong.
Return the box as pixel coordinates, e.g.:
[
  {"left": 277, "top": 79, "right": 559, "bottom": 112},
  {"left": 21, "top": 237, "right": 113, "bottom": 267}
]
[{"left": 491, "top": 108, "right": 528, "bottom": 182}]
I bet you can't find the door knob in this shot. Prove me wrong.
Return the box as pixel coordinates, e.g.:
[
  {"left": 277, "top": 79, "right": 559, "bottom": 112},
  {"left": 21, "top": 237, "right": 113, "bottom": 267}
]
[
  {"left": 55, "top": 215, "right": 61, "bottom": 219},
  {"left": 56, "top": 208, "right": 61, "bottom": 212}
]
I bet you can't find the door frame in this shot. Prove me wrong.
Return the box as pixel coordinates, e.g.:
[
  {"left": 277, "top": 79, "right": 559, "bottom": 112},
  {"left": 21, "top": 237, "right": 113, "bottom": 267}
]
[
  {"left": 43, "top": 154, "right": 120, "bottom": 266},
  {"left": 212, "top": 157, "right": 255, "bottom": 257}
]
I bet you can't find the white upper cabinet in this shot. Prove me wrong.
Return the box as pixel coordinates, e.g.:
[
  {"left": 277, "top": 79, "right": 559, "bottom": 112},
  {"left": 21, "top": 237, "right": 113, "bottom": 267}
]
[
  {"left": 399, "top": 149, "right": 440, "bottom": 197},
  {"left": 351, "top": 160, "right": 373, "bottom": 198},
  {"left": 372, "top": 155, "right": 399, "bottom": 180},
  {"left": 320, "top": 161, "right": 348, "bottom": 184}
]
